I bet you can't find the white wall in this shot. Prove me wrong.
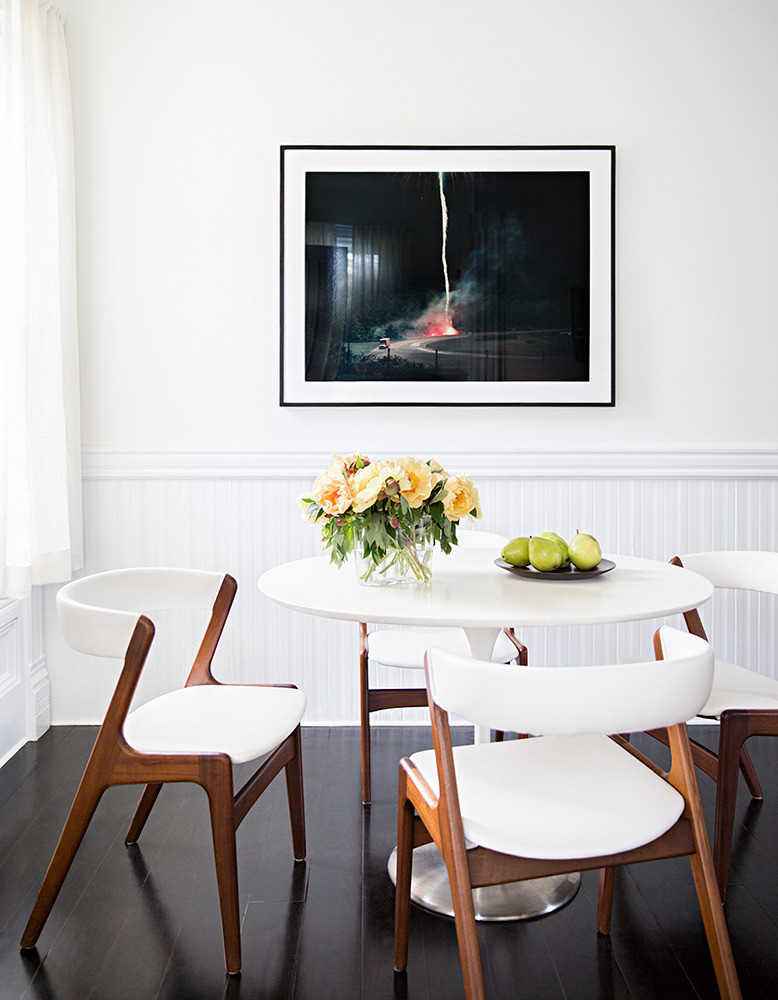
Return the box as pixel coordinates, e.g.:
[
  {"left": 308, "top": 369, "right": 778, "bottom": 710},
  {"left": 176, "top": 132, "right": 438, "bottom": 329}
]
[
  {"left": 63, "top": 0, "right": 778, "bottom": 454},
  {"left": 39, "top": 0, "right": 778, "bottom": 725}
]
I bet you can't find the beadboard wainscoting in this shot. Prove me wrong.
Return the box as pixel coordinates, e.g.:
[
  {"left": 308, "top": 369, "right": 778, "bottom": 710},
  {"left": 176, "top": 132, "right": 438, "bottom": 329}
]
[
  {"left": 0, "top": 592, "right": 49, "bottom": 765},
  {"left": 41, "top": 448, "right": 778, "bottom": 727}
]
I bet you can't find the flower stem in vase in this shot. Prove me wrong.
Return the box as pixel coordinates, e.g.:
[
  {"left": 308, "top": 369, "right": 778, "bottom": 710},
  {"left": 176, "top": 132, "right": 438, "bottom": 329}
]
[{"left": 297, "top": 454, "right": 482, "bottom": 587}]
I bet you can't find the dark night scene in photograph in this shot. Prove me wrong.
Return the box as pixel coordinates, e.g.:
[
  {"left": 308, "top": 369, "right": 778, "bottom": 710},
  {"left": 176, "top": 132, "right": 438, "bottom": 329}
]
[{"left": 304, "top": 170, "right": 590, "bottom": 384}]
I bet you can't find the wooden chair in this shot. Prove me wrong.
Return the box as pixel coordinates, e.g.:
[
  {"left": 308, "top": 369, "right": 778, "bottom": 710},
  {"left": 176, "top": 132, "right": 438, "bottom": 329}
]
[
  {"left": 394, "top": 627, "right": 741, "bottom": 1000},
  {"left": 649, "top": 551, "right": 778, "bottom": 901},
  {"left": 359, "top": 530, "right": 527, "bottom": 804},
  {"left": 20, "top": 568, "right": 306, "bottom": 975}
]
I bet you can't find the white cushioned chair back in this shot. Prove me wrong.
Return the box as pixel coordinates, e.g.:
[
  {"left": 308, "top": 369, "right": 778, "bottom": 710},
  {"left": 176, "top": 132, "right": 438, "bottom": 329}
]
[
  {"left": 457, "top": 530, "right": 509, "bottom": 549},
  {"left": 425, "top": 627, "right": 713, "bottom": 736},
  {"left": 678, "top": 551, "right": 778, "bottom": 596},
  {"left": 57, "top": 568, "right": 225, "bottom": 659}
]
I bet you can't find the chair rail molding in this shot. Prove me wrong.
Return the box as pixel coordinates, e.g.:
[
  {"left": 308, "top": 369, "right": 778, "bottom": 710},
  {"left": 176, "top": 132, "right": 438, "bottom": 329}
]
[{"left": 82, "top": 446, "right": 778, "bottom": 481}]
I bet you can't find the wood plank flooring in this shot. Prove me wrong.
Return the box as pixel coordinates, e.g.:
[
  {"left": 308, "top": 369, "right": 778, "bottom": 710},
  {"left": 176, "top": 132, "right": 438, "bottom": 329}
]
[{"left": 0, "top": 725, "right": 777, "bottom": 999}]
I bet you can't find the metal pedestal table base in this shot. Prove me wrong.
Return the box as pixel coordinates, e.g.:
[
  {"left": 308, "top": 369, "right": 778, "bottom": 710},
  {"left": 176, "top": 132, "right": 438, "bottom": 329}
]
[{"left": 387, "top": 842, "right": 580, "bottom": 921}]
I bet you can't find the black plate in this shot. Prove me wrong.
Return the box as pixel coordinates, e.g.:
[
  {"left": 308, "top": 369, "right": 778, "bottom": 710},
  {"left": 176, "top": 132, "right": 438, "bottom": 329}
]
[{"left": 494, "top": 557, "right": 616, "bottom": 580}]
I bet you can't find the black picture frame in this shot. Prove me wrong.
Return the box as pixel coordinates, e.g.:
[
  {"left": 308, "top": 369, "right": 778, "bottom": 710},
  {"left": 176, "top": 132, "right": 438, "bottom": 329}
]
[{"left": 281, "top": 145, "right": 615, "bottom": 406}]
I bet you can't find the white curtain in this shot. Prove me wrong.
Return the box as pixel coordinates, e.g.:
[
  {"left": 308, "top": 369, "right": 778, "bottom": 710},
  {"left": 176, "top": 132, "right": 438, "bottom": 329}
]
[{"left": 0, "top": 0, "right": 82, "bottom": 599}]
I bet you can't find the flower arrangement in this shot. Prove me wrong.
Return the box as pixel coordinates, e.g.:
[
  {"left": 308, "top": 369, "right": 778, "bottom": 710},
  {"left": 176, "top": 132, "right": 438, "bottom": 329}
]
[{"left": 298, "top": 454, "right": 482, "bottom": 584}]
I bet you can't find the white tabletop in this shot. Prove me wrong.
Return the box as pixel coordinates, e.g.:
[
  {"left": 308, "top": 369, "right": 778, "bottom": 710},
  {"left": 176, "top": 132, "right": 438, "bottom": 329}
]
[{"left": 258, "top": 548, "right": 714, "bottom": 629}]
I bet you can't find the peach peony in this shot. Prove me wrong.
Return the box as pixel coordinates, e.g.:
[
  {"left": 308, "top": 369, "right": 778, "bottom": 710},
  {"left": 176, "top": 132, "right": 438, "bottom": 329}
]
[
  {"left": 310, "top": 469, "right": 354, "bottom": 516},
  {"left": 441, "top": 475, "right": 482, "bottom": 521},
  {"left": 396, "top": 456, "right": 435, "bottom": 509},
  {"left": 350, "top": 463, "right": 387, "bottom": 513},
  {"left": 376, "top": 459, "right": 412, "bottom": 499}
]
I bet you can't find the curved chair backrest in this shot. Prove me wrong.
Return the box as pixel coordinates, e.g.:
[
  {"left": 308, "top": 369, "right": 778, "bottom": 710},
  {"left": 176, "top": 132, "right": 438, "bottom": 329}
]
[
  {"left": 57, "top": 568, "right": 226, "bottom": 659},
  {"left": 677, "top": 551, "right": 778, "bottom": 597},
  {"left": 425, "top": 626, "right": 713, "bottom": 737},
  {"left": 457, "top": 530, "right": 508, "bottom": 549}
]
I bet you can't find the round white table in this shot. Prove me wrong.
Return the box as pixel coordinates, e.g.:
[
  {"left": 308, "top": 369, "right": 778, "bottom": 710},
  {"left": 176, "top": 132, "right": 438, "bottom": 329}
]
[{"left": 259, "top": 548, "right": 714, "bottom": 921}]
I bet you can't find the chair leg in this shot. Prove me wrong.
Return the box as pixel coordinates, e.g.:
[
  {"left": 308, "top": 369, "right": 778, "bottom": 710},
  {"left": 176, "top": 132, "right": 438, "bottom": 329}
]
[
  {"left": 666, "top": 722, "right": 742, "bottom": 1000},
  {"left": 125, "top": 782, "right": 163, "bottom": 845},
  {"left": 597, "top": 867, "right": 616, "bottom": 934},
  {"left": 359, "top": 626, "right": 372, "bottom": 805},
  {"left": 715, "top": 714, "right": 751, "bottom": 902},
  {"left": 688, "top": 848, "right": 742, "bottom": 999},
  {"left": 284, "top": 727, "right": 306, "bottom": 861},
  {"left": 446, "top": 853, "right": 486, "bottom": 1000},
  {"left": 21, "top": 775, "right": 105, "bottom": 948},
  {"left": 738, "top": 744, "right": 762, "bottom": 800},
  {"left": 202, "top": 760, "right": 242, "bottom": 976},
  {"left": 394, "top": 771, "right": 415, "bottom": 973}
]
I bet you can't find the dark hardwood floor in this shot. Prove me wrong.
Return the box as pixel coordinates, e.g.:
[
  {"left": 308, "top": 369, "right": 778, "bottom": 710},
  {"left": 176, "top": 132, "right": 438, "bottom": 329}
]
[{"left": 0, "top": 724, "right": 777, "bottom": 999}]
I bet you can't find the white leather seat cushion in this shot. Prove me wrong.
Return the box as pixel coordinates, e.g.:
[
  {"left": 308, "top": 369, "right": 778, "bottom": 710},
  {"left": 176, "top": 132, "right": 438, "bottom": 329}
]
[
  {"left": 124, "top": 685, "right": 306, "bottom": 764},
  {"left": 368, "top": 628, "right": 518, "bottom": 669},
  {"left": 700, "top": 658, "right": 778, "bottom": 717},
  {"left": 410, "top": 735, "right": 685, "bottom": 859}
]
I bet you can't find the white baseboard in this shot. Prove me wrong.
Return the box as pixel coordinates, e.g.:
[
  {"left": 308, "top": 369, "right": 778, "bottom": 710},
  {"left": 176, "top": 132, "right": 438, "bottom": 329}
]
[
  {"left": 28, "top": 655, "right": 50, "bottom": 738},
  {"left": 0, "top": 736, "right": 29, "bottom": 769}
]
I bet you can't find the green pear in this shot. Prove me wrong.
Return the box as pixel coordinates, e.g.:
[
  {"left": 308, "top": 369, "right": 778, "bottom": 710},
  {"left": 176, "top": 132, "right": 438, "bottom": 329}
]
[
  {"left": 538, "top": 531, "right": 570, "bottom": 567},
  {"left": 568, "top": 532, "right": 602, "bottom": 571},
  {"left": 501, "top": 536, "right": 530, "bottom": 567},
  {"left": 528, "top": 536, "right": 563, "bottom": 572}
]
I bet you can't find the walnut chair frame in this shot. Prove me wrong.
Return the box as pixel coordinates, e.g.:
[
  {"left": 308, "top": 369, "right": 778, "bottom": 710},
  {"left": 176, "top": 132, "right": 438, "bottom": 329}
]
[
  {"left": 394, "top": 629, "right": 741, "bottom": 1000},
  {"left": 359, "top": 624, "right": 527, "bottom": 804},
  {"left": 357, "top": 528, "right": 527, "bottom": 805},
  {"left": 644, "top": 552, "right": 778, "bottom": 901},
  {"left": 20, "top": 570, "right": 305, "bottom": 976}
]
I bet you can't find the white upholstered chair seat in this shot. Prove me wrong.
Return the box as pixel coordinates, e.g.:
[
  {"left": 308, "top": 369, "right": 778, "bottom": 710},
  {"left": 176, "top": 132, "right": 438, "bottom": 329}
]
[
  {"left": 699, "top": 659, "right": 778, "bottom": 717},
  {"left": 368, "top": 627, "right": 518, "bottom": 670},
  {"left": 410, "top": 735, "right": 685, "bottom": 860},
  {"left": 124, "top": 685, "right": 306, "bottom": 764}
]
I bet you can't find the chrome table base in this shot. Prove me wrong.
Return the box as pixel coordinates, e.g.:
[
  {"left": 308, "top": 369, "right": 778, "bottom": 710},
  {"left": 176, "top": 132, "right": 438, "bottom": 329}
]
[{"left": 387, "top": 842, "right": 580, "bottom": 921}]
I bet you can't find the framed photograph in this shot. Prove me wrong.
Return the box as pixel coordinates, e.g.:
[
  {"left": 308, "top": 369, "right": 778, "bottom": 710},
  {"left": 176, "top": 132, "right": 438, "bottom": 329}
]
[{"left": 281, "top": 145, "right": 614, "bottom": 406}]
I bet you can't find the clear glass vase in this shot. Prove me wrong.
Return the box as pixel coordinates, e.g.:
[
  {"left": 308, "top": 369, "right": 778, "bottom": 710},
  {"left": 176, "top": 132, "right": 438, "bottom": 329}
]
[{"left": 354, "top": 517, "right": 434, "bottom": 586}]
